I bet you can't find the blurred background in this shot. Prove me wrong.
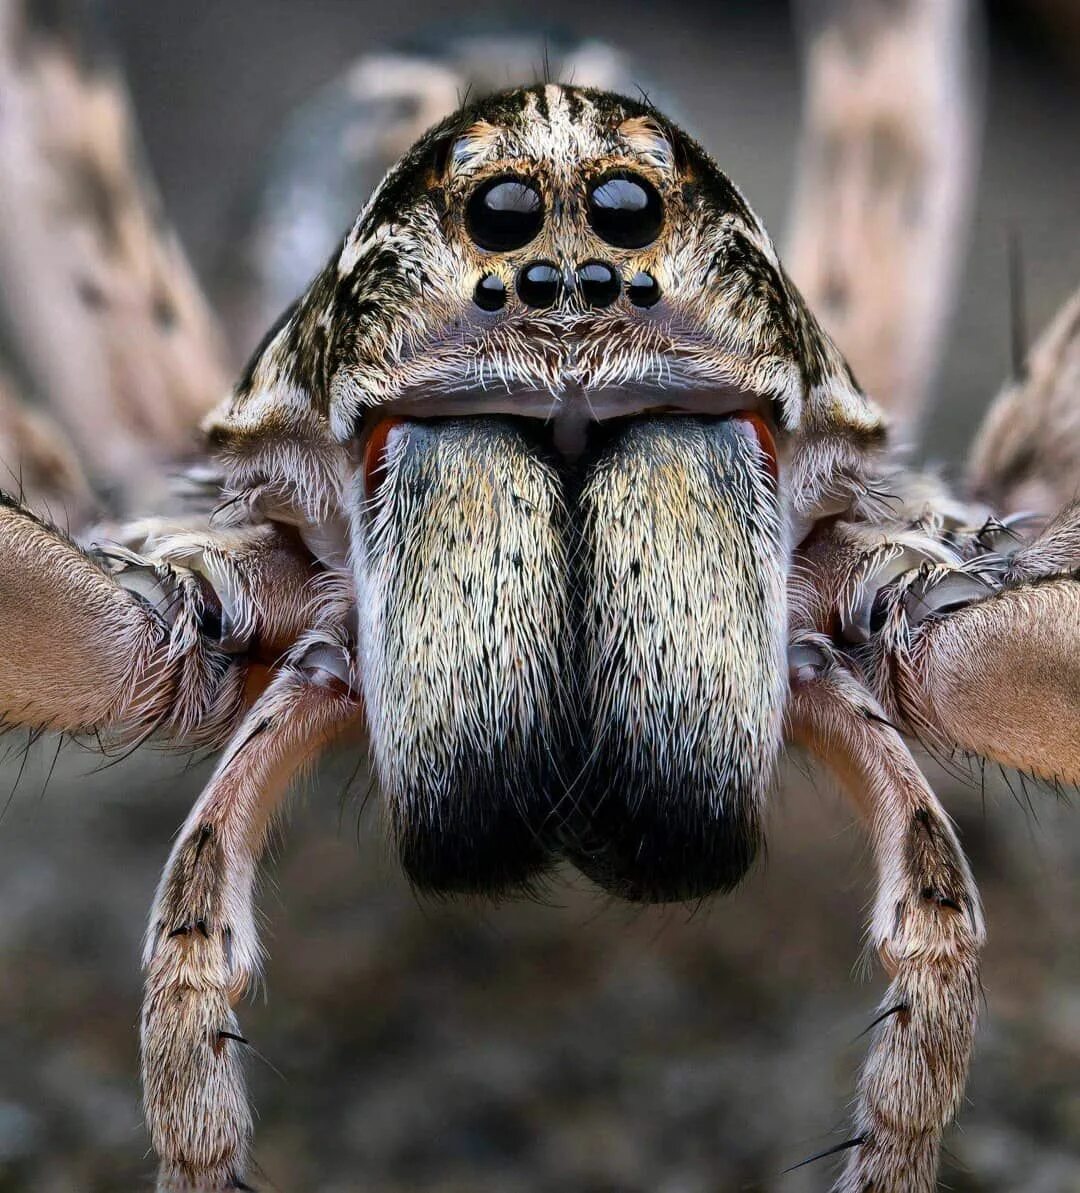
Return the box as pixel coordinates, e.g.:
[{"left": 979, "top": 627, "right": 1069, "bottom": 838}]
[{"left": 0, "top": 1, "right": 1078, "bottom": 1190}]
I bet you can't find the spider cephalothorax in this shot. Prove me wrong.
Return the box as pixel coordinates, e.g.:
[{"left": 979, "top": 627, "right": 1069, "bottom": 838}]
[
  {"left": 216, "top": 85, "right": 880, "bottom": 505},
  {"left": 0, "top": 8, "right": 1077, "bottom": 1192},
  {"left": 208, "top": 84, "right": 883, "bottom": 901}
]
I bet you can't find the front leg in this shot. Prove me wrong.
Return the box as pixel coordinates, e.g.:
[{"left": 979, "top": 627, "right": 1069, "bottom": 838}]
[
  {"left": 0, "top": 493, "right": 317, "bottom": 743},
  {"left": 797, "top": 506, "right": 1080, "bottom": 787},
  {"left": 142, "top": 653, "right": 361, "bottom": 1191},
  {"left": 788, "top": 648, "right": 985, "bottom": 1193},
  {"left": 864, "top": 504, "right": 1080, "bottom": 785}
]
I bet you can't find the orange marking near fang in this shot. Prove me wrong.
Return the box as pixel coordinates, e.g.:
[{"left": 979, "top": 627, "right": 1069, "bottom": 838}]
[
  {"left": 733, "top": 412, "right": 779, "bottom": 486},
  {"left": 363, "top": 417, "right": 405, "bottom": 500}
]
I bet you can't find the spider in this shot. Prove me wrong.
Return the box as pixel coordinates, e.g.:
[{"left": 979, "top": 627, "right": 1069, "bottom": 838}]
[{"left": 0, "top": 3, "right": 1077, "bottom": 1191}]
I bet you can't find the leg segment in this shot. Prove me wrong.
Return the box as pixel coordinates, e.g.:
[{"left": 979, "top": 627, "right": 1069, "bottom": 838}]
[
  {"left": 865, "top": 505, "right": 1080, "bottom": 785},
  {"left": 0, "top": 492, "right": 319, "bottom": 743},
  {"left": 967, "top": 285, "right": 1080, "bottom": 517},
  {"left": 787, "top": 0, "right": 976, "bottom": 435},
  {"left": 0, "top": 0, "right": 228, "bottom": 506},
  {"left": 875, "top": 576, "right": 1080, "bottom": 785},
  {"left": 788, "top": 648, "right": 985, "bottom": 1193},
  {"left": 0, "top": 373, "right": 95, "bottom": 521},
  {"left": 0, "top": 491, "right": 229, "bottom": 736},
  {"left": 797, "top": 504, "right": 1080, "bottom": 786},
  {"left": 141, "top": 659, "right": 361, "bottom": 1191}
]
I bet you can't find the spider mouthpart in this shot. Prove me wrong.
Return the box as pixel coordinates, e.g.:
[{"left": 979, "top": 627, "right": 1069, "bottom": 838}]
[
  {"left": 354, "top": 408, "right": 785, "bottom": 901},
  {"left": 357, "top": 417, "right": 572, "bottom": 894},
  {"left": 732, "top": 411, "right": 779, "bottom": 486},
  {"left": 359, "top": 383, "right": 781, "bottom": 469},
  {"left": 361, "top": 417, "right": 405, "bottom": 501},
  {"left": 560, "top": 416, "right": 784, "bottom": 901}
]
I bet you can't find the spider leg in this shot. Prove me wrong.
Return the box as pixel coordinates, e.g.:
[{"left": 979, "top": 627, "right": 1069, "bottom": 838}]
[
  {"left": 0, "top": 0, "right": 228, "bottom": 508},
  {"left": 797, "top": 503, "right": 1080, "bottom": 785},
  {"left": 0, "top": 373, "right": 96, "bottom": 521},
  {"left": 787, "top": 0, "right": 977, "bottom": 438},
  {"left": 867, "top": 510, "right": 1080, "bottom": 786},
  {"left": 788, "top": 646, "right": 985, "bottom": 1193},
  {"left": 967, "top": 283, "right": 1080, "bottom": 516},
  {"left": 141, "top": 654, "right": 362, "bottom": 1192},
  {"left": 0, "top": 491, "right": 319, "bottom": 743}
]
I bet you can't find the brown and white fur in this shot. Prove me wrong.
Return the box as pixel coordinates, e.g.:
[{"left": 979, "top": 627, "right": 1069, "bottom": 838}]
[{"left": 0, "top": 9, "right": 1078, "bottom": 1193}]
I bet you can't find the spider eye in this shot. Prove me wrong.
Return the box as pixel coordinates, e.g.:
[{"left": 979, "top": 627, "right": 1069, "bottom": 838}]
[
  {"left": 587, "top": 171, "right": 663, "bottom": 249},
  {"left": 576, "top": 260, "right": 621, "bottom": 308},
  {"left": 466, "top": 175, "right": 543, "bottom": 252},
  {"left": 516, "top": 261, "right": 562, "bottom": 309},
  {"left": 473, "top": 273, "right": 507, "bottom": 311},
  {"left": 627, "top": 270, "right": 662, "bottom": 308}
]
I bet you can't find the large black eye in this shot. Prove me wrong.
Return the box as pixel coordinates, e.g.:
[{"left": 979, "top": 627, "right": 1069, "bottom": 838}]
[
  {"left": 587, "top": 171, "right": 663, "bottom": 249},
  {"left": 466, "top": 175, "right": 543, "bottom": 252}
]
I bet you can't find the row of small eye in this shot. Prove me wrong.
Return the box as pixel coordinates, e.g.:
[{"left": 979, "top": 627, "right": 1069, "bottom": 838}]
[
  {"left": 466, "top": 170, "right": 664, "bottom": 252},
  {"left": 474, "top": 262, "right": 661, "bottom": 310}
]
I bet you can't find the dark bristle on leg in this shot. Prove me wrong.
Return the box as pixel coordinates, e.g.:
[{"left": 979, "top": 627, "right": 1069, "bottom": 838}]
[
  {"left": 562, "top": 416, "right": 787, "bottom": 903},
  {"left": 356, "top": 417, "right": 572, "bottom": 896}
]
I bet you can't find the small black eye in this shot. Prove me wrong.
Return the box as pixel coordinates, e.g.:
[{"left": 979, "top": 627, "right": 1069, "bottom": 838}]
[
  {"left": 576, "top": 260, "right": 621, "bottom": 308},
  {"left": 587, "top": 171, "right": 663, "bottom": 248},
  {"left": 627, "top": 270, "right": 661, "bottom": 308},
  {"left": 466, "top": 175, "right": 543, "bottom": 252},
  {"left": 516, "top": 261, "right": 562, "bottom": 309},
  {"left": 473, "top": 273, "right": 507, "bottom": 311}
]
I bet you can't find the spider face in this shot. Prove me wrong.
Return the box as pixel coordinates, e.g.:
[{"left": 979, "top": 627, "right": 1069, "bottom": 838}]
[
  {"left": 308, "top": 85, "right": 877, "bottom": 447},
  {"left": 209, "top": 84, "right": 886, "bottom": 902}
]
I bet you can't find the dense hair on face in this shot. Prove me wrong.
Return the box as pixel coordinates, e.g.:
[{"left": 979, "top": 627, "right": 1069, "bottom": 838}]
[
  {"left": 563, "top": 416, "right": 786, "bottom": 902},
  {"left": 203, "top": 82, "right": 888, "bottom": 901},
  {"left": 211, "top": 83, "right": 883, "bottom": 527},
  {"left": 357, "top": 417, "right": 573, "bottom": 895}
]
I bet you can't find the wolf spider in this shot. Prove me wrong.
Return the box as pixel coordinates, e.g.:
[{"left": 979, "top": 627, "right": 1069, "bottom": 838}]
[{"left": 0, "top": 2, "right": 1077, "bottom": 1190}]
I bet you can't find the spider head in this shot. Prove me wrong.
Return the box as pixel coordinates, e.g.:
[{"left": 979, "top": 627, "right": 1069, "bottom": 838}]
[
  {"left": 302, "top": 85, "right": 879, "bottom": 471},
  {"left": 210, "top": 86, "right": 886, "bottom": 902}
]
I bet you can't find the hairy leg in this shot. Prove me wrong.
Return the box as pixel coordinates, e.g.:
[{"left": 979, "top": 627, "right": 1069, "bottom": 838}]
[
  {"left": 0, "top": 492, "right": 319, "bottom": 742},
  {"left": 796, "top": 503, "right": 1080, "bottom": 785},
  {"left": 0, "top": 373, "right": 95, "bottom": 521},
  {"left": 873, "top": 576, "right": 1080, "bottom": 785},
  {"left": 141, "top": 658, "right": 361, "bottom": 1192},
  {"left": 967, "top": 284, "right": 1080, "bottom": 516},
  {"left": 788, "top": 647, "right": 985, "bottom": 1193},
  {"left": 0, "top": 0, "right": 227, "bottom": 506},
  {"left": 787, "top": 0, "right": 976, "bottom": 437}
]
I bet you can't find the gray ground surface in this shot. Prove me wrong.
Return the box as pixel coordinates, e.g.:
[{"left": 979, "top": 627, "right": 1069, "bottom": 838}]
[
  {"left": 1, "top": 3, "right": 1079, "bottom": 1190},
  {"left": 1, "top": 752, "right": 1077, "bottom": 1192}
]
